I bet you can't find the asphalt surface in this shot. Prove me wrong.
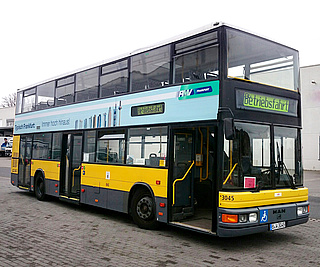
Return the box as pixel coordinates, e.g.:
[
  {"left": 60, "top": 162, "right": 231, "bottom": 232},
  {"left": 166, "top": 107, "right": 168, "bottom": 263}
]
[{"left": 1, "top": 157, "right": 320, "bottom": 266}]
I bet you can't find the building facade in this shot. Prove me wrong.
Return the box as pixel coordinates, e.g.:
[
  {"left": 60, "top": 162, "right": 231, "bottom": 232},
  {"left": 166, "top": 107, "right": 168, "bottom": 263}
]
[
  {"left": 0, "top": 106, "right": 15, "bottom": 136},
  {"left": 300, "top": 64, "right": 320, "bottom": 170}
]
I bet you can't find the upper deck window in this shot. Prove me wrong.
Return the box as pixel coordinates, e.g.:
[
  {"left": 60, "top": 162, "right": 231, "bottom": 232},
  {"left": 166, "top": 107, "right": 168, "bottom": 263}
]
[
  {"left": 227, "top": 28, "right": 299, "bottom": 91},
  {"left": 36, "top": 81, "right": 55, "bottom": 110},
  {"left": 56, "top": 76, "right": 75, "bottom": 106},
  {"left": 22, "top": 88, "right": 36, "bottom": 113},
  {"left": 75, "top": 68, "right": 99, "bottom": 102},
  {"left": 100, "top": 60, "right": 128, "bottom": 97},
  {"left": 16, "top": 92, "right": 23, "bottom": 114},
  {"left": 174, "top": 32, "right": 219, "bottom": 84},
  {"left": 131, "top": 46, "right": 170, "bottom": 91},
  {"left": 57, "top": 76, "right": 74, "bottom": 87}
]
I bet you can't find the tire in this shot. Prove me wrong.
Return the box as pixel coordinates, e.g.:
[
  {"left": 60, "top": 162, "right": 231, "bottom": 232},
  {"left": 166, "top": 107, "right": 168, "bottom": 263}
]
[
  {"left": 35, "top": 173, "right": 46, "bottom": 201},
  {"left": 131, "top": 189, "right": 159, "bottom": 230}
]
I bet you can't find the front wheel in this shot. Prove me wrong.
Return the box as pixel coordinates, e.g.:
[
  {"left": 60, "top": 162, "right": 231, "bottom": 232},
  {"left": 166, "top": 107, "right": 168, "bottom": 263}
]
[
  {"left": 35, "top": 173, "right": 46, "bottom": 201},
  {"left": 131, "top": 189, "right": 159, "bottom": 230}
]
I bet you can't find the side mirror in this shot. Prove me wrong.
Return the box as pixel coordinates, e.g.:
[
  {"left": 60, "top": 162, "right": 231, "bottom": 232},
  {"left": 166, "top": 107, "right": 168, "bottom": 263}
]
[{"left": 224, "top": 118, "right": 235, "bottom": 140}]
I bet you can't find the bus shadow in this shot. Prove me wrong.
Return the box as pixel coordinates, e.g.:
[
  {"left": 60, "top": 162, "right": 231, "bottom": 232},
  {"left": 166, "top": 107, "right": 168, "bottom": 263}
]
[
  {"left": 11, "top": 189, "right": 133, "bottom": 223},
  {"left": 11, "top": 190, "right": 299, "bottom": 248},
  {"left": 159, "top": 223, "right": 299, "bottom": 249}
]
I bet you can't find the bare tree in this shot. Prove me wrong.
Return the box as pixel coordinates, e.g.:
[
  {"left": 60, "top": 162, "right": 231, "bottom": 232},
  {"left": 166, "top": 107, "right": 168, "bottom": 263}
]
[{"left": 1, "top": 93, "right": 16, "bottom": 107}]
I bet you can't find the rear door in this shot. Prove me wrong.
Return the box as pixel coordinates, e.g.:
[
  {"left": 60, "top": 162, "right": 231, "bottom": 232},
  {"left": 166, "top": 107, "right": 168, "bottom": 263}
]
[
  {"left": 18, "top": 135, "right": 32, "bottom": 188},
  {"left": 59, "top": 133, "right": 83, "bottom": 200}
]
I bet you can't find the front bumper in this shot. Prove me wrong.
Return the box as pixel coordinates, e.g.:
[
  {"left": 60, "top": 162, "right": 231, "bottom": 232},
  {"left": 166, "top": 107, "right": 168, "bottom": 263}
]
[{"left": 217, "top": 201, "right": 309, "bottom": 237}]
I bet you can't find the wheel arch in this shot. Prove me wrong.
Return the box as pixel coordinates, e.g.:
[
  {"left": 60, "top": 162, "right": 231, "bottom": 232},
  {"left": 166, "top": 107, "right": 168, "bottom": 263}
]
[
  {"left": 128, "top": 182, "right": 155, "bottom": 214},
  {"left": 34, "top": 169, "right": 45, "bottom": 180}
]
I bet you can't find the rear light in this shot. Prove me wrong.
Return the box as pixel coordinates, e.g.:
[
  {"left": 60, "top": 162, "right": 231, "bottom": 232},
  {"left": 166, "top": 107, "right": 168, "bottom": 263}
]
[
  {"left": 159, "top": 203, "right": 166, "bottom": 208},
  {"left": 222, "top": 214, "right": 238, "bottom": 223}
]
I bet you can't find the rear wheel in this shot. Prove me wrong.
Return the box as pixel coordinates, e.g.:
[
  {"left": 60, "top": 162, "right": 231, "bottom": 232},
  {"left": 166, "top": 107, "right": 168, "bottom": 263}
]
[
  {"left": 131, "top": 189, "right": 158, "bottom": 230},
  {"left": 35, "top": 173, "right": 46, "bottom": 201}
]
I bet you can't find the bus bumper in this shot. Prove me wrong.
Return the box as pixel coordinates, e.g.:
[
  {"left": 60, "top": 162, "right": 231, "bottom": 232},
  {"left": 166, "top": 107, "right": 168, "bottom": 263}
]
[
  {"left": 217, "top": 217, "right": 309, "bottom": 237},
  {"left": 217, "top": 202, "right": 309, "bottom": 237},
  {"left": 11, "top": 173, "right": 18, "bottom": 186}
]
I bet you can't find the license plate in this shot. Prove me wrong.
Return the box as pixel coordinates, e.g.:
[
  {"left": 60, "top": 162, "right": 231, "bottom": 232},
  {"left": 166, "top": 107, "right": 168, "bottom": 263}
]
[{"left": 270, "top": 221, "right": 286, "bottom": 231}]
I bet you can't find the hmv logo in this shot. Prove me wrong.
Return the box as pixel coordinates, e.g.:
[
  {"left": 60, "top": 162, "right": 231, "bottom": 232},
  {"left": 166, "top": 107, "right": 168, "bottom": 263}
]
[{"left": 178, "top": 89, "right": 194, "bottom": 97}]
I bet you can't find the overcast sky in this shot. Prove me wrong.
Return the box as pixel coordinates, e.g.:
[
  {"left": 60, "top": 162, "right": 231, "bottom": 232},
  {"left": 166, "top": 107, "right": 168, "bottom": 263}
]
[{"left": 1, "top": 0, "right": 319, "bottom": 97}]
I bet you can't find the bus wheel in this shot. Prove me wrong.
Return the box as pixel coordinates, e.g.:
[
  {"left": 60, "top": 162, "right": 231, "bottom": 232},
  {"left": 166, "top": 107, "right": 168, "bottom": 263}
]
[
  {"left": 35, "top": 173, "right": 46, "bottom": 201},
  {"left": 131, "top": 189, "right": 158, "bottom": 230}
]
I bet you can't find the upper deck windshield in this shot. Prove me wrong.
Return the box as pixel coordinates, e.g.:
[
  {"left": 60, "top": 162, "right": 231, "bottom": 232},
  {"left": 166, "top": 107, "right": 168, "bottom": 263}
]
[{"left": 227, "top": 28, "right": 299, "bottom": 91}]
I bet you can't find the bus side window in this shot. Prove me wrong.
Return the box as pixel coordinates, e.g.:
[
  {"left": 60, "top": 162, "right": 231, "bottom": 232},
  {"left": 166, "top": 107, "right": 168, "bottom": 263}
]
[
  {"left": 127, "top": 127, "right": 167, "bottom": 167},
  {"left": 96, "top": 131, "right": 125, "bottom": 164},
  {"left": 131, "top": 46, "right": 170, "bottom": 92}
]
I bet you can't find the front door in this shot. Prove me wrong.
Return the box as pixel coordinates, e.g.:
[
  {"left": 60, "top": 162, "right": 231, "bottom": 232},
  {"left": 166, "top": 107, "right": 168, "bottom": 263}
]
[
  {"left": 60, "top": 133, "right": 83, "bottom": 199},
  {"left": 172, "top": 131, "right": 194, "bottom": 208},
  {"left": 170, "top": 126, "right": 216, "bottom": 232},
  {"left": 18, "top": 135, "right": 32, "bottom": 188}
]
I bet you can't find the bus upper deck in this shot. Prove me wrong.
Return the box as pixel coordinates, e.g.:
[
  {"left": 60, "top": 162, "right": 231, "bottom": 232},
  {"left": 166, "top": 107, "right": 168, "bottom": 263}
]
[{"left": 11, "top": 23, "right": 308, "bottom": 237}]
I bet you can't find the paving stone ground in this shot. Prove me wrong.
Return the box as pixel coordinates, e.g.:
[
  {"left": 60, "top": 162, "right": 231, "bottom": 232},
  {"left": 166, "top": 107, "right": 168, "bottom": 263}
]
[{"left": 1, "top": 157, "right": 320, "bottom": 266}]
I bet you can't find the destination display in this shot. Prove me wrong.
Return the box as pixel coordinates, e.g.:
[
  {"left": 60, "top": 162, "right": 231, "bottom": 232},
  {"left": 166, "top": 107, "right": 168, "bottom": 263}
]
[
  {"left": 131, "top": 102, "right": 165, "bottom": 117},
  {"left": 236, "top": 90, "right": 298, "bottom": 117}
]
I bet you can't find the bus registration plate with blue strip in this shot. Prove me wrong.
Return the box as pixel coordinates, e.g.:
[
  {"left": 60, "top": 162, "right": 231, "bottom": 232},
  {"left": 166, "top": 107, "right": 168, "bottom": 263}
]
[{"left": 270, "top": 221, "right": 286, "bottom": 231}]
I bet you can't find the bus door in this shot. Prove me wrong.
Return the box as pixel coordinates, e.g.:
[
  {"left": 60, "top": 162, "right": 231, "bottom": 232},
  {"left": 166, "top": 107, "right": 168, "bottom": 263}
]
[
  {"left": 18, "top": 135, "right": 32, "bottom": 189},
  {"left": 171, "top": 127, "right": 216, "bottom": 232},
  {"left": 60, "top": 133, "right": 83, "bottom": 200},
  {"left": 171, "top": 130, "right": 195, "bottom": 219}
]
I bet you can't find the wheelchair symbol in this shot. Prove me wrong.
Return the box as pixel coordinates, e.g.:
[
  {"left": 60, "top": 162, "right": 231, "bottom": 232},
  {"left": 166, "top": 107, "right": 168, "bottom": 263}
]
[{"left": 260, "top": 210, "right": 268, "bottom": 223}]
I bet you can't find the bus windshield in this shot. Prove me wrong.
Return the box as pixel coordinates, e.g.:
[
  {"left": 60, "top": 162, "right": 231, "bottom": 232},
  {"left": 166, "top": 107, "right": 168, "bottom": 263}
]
[
  {"left": 227, "top": 28, "right": 299, "bottom": 91},
  {"left": 223, "top": 122, "right": 302, "bottom": 190}
]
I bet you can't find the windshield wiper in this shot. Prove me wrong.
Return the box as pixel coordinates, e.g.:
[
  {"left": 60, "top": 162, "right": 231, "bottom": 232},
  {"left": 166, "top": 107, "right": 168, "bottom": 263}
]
[
  {"left": 276, "top": 142, "right": 296, "bottom": 189},
  {"left": 279, "top": 160, "right": 297, "bottom": 189},
  {"left": 253, "top": 181, "right": 264, "bottom": 192}
]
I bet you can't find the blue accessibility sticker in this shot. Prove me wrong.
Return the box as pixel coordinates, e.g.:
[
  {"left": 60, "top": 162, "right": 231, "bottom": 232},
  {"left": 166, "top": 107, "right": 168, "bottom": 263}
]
[{"left": 260, "top": 209, "right": 268, "bottom": 223}]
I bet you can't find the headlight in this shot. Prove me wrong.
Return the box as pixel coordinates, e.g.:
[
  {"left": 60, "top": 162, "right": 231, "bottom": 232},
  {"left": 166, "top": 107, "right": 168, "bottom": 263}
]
[
  {"left": 239, "top": 214, "right": 248, "bottom": 223},
  {"left": 297, "top": 205, "right": 309, "bottom": 216},
  {"left": 249, "top": 212, "right": 258, "bottom": 222}
]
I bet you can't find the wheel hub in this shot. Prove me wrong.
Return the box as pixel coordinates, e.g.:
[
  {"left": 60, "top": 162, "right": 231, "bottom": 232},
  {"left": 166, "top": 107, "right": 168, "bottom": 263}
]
[{"left": 137, "top": 196, "right": 153, "bottom": 219}]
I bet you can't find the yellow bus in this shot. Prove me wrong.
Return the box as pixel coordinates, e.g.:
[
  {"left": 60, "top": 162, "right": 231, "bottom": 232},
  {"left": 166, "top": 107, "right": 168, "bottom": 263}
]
[{"left": 11, "top": 23, "right": 309, "bottom": 236}]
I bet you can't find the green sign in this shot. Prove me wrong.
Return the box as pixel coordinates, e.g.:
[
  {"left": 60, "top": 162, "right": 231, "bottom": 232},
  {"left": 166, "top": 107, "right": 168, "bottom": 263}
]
[
  {"left": 131, "top": 102, "right": 165, "bottom": 117},
  {"left": 236, "top": 90, "right": 298, "bottom": 117},
  {"left": 243, "top": 92, "right": 289, "bottom": 113},
  {"left": 178, "top": 80, "right": 219, "bottom": 100}
]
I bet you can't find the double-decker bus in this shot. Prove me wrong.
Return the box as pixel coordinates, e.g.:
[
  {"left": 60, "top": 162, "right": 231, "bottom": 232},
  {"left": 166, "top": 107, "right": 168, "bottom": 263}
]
[{"left": 11, "top": 23, "right": 309, "bottom": 237}]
